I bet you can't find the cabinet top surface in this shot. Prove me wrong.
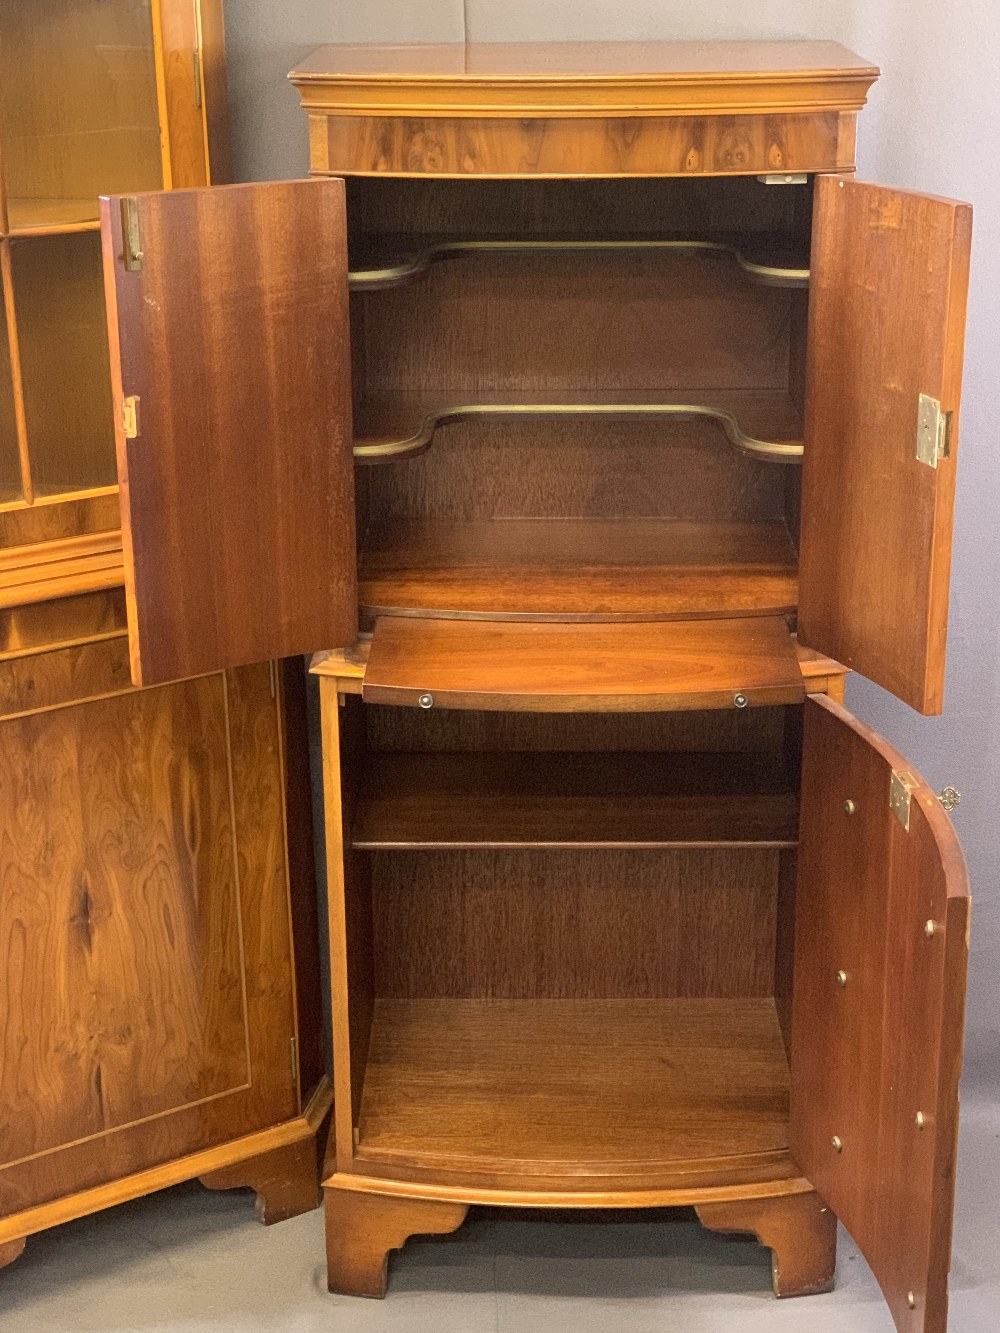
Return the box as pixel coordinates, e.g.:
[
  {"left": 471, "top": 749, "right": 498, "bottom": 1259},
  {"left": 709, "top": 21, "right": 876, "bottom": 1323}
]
[
  {"left": 291, "top": 40, "right": 876, "bottom": 82},
  {"left": 290, "top": 40, "right": 878, "bottom": 118}
]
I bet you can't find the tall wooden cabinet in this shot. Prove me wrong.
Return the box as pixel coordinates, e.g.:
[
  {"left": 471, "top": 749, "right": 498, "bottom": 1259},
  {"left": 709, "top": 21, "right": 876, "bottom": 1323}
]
[
  {"left": 0, "top": 1, "right": 328, "bottom": 1273},
  {"left": 99, "top": 41, "right": 970, "bottom": 1333}
]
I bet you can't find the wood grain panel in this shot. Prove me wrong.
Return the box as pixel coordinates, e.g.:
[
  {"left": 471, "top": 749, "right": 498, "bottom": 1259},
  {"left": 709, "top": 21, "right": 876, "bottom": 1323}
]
[
  {"left": 101, "top": 179, "right": 357, "bottom": 685},
  {"left": 798, "top": 178, "right": 971, "bottom": 714},
  {"left": 359, "top": 518, "right": 797, "bottom": 622},
  {"left": 790, "top": 696, "right": 969, "bottom": 1333},
  {"left": 371, "top": 848, "right": 780, "bottom": 1000},
  {"left": 0, "top": 588, "right": 126, "bottom": 659},
  {"left": 315, "top": 112, "right": 849, "bottom": 178},
  {"left": 345, "top": 174, "right": 811, "bottom": 244},
  {"left": 0, "top": 665, "right": 300, "bottom": 1215},
  {"left": 0, "top": 492, "right": 120, "bottom": 551},
  {"left": 358, "top": 249, "right": 794, "bottom": 394},
  {"left": 363, "top": 615, "right": 804, "bottom": 712},
  {"left": 356, "top": 998, "right": 789, "bottom": 1169},
  {"left": 354, "top": 751, "right": 798, "bottom": 849},
  {"left": 0, "top": 674, "right": 246, "bottom": 1163},
  {"left": 360, "top": 416, "right": 789, "bottom": 526},
  {"left": 0, "top": 635, "right": 133, "bottom": 719},
  {"left": 365, "top": 702, "right": 789, "bottom": 754}
]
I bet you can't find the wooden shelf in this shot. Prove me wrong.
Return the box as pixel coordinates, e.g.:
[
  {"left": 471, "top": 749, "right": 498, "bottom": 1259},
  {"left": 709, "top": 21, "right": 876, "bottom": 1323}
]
[
  {"left": 362, "top": 615, "right": 805, "bottom": 712},
  {"left": 353, "top": 390, "right": 804, "bottom": 463},
  {"left": 356, "top": 997, "right": 790, "bottom": 1171},
  {"left": 4, "top": 199, "right": 101, "bottom": 237},
  {"left": 348, "top": 238, "right": 809, "bottom": 291},
  {"left": 359, "top": 518, "right": 798, "bottom": 622},
  {"left": 353, "top": 751, "right": 798, "bottom": 849}
]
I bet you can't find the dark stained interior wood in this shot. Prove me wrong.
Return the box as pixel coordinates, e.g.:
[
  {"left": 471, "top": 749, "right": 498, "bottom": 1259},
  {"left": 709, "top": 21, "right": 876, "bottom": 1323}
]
[
  {"left": 355, "top": 998, "right": 790, "bottom": 1170},
  {"left": 352, "top": 750, "right": 798, "bottom": 850},
  {"left": 100, "top": 179, "right": 357, "bottom": 685},
  {"left": 366, "top": 700, "right": 790, "bottom": 754},
  {"left": 358, "top": 517, "right": 798, "bottom": 622},
  {"left": 798, "top": 177, "right": 971, "bottom": 714},
  {"left": 369, "top": 846, "right": 782, "bottom": 1001},
  {"left": 362, "top": 615, "right": 805, "bottom": 712},
  {"left": 790, "top": 695, "right": 970, "bottom": 1333}
]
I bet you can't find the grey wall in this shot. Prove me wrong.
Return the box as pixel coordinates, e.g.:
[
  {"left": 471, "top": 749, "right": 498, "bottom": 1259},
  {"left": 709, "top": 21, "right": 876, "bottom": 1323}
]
[{"left": 223, "top": 0, "right": 1000, "bottom": 1095}]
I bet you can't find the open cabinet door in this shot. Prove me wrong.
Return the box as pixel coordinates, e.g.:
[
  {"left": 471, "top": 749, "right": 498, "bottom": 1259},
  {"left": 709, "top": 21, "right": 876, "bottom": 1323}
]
[
  {"left": 790, "top": 695, "right": 970, "bottom": 1333},
  {"left": 101, "top": 180, "right": 357, "bottom": 686},
  {"left": 798, "top": 177, "right": 971, "bottom": 714}
]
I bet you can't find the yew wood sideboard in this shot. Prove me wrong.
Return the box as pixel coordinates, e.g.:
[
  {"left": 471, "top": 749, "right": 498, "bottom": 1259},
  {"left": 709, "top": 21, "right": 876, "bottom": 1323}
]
[
  {"left": 100, "top": 40, "right": 970, "bottom": 1333},
  {"left": 0, "top": 0, "right": 328, "bottom": 1275}
]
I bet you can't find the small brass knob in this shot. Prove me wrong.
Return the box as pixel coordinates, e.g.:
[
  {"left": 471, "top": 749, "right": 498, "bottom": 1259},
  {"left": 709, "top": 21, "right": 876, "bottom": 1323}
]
[
  {"left": 844, "top": 799, "right": 856, "bottom": 815},
  {"left": 938, "top": 786, "right": 961, "bottom": 812},
  {"left": 733, "top": 693, "right": 749, "bottom": 709},
  {"left": 832, "top": 1135, "right": 843, "bottom": 1153},
  {"left": 836, "top": 970, "right": 848, "bottom": 987},
  {"left": 417, "top": 693, "right": 434, "bottom": 710}
]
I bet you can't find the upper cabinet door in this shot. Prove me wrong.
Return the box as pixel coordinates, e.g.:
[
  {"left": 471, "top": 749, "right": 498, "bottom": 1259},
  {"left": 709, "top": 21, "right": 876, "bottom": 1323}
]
[
  {"left": 101, "top": 180, "right": 357, "bottom": 687},
  {"left": 798, "top": 177, "right": 972, "bottom": 714},
  {"left": 790, "top": 695, "right": 970, "bottom": 1333}
]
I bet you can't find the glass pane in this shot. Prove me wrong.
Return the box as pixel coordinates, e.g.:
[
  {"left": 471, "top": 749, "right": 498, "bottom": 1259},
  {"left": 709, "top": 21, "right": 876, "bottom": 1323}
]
[
  {"left": 12, "top": 233, "right": 116, "bottom": 496},
  {"left": 0, "top": 0, "right": 162, "bottom": 232},
  {"left": 0, "top": 276, "right": 22, "bottom": 502}
]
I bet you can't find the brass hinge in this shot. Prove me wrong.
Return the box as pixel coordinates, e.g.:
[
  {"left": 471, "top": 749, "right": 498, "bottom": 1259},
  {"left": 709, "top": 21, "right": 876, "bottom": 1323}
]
[
  {"left": 193, "top": 50, "right": 202, "bottom": 109},
  {"left": 916, "top": 393, "right": 952, "bottom": 467},
  {"left": 890, "top": 769, "right": 917, "bottom": 831},
  {"left": 122, "top": 395, "right": 140, "bottom": 440},
  {"left": 289, "top": 1035, "right": 298, "bottom": 1082},
  {"left": 268, "top": 660, "right": 277, "bottom": 699},
  {"left": 120, "top": 197, "right": 143, "bottom": 271}
]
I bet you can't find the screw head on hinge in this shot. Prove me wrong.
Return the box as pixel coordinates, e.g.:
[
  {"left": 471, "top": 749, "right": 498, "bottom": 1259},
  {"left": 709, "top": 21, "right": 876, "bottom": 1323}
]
[{"left": 733, "top": 693, "right": 749, "bottom": 709}]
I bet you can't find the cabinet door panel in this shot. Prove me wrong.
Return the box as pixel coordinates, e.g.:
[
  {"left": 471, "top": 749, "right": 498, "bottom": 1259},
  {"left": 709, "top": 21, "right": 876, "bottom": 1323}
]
[
  {"left": 790, "top": 695, "right": 969, "bottom": 1333},
  {"left": 0, "top": 663, "right": 299, "bottom": 1213},
  {"left": 100, "top": 180, "right": 357, "bottom": 687},
  {"left": 798, "top": 177, "right": 971, "bottom": 714}
]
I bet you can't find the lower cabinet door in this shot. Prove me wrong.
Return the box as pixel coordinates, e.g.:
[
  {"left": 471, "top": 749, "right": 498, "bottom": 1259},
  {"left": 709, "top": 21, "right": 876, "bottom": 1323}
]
[
  {"left": 0, "top": 656, "right": 301, "bottom": 1215},
  {"left": 790, "top": 694, "right": 970, "bottom": 1333}
]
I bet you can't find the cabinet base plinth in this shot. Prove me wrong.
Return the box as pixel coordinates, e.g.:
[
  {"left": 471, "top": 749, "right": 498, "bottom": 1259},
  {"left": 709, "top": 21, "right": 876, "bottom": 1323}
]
[
  {"left": 324, "top": 1183, "right": 469, "bottom": 1297},
  {"left": 200, "top": 1136, "right": 322, "bottom": 1225},
  {"left": 696, "top": 1189, "right": 837, "bottom": 1297}
]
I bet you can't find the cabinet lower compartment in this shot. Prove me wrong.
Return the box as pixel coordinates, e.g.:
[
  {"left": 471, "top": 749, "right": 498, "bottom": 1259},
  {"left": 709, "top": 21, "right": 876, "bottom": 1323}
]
[{"left": 356, "top": 996, "right": 789, "bottom": 1174}]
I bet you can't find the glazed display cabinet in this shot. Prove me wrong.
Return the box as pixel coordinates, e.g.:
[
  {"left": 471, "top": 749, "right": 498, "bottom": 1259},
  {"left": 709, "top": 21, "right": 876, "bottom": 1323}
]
[
  {"left": 98, "top": 40, "right": 969, "bottom": 1333},
  {"left": 0, "top": 0, "right": 328, "bottom": 1272}
]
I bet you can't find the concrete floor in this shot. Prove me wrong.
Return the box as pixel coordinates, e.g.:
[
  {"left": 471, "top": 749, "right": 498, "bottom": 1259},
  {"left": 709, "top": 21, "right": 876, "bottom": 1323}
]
[{"left": 1, "top": 1097, "right": 997, "bottom": 1333}]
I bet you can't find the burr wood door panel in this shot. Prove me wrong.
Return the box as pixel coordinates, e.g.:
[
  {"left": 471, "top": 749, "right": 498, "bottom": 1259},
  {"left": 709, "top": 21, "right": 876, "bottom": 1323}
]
[
  {"left": 790, "top": 695, "right": 970, "bottom": 1333},
  {"left": 100, "top": 179, "right": 357, "bottom": 687},
  {"left": 798, "top": 177, "right": 971, "bottom": 714},
  {"left": 0, "top": 662, "right": 300, "bottom": 1215}
]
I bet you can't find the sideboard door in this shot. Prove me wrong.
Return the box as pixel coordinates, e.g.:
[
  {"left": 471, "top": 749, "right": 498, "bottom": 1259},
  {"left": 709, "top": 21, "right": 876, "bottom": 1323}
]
[
  {"left": 797, "top": 176, "right": 971, "bottom": 715},
  {"left": 789, "top": 694, "right": 970, "bottom": 1333},
  {"left": 101, "top": 179, "right": 357, "bottom": 687}
]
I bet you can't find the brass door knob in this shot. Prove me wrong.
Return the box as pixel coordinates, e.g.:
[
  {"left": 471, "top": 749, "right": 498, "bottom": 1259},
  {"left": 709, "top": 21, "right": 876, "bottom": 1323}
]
[{"left": 938, "top": 787, "right": 961, "bottom": 812}]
